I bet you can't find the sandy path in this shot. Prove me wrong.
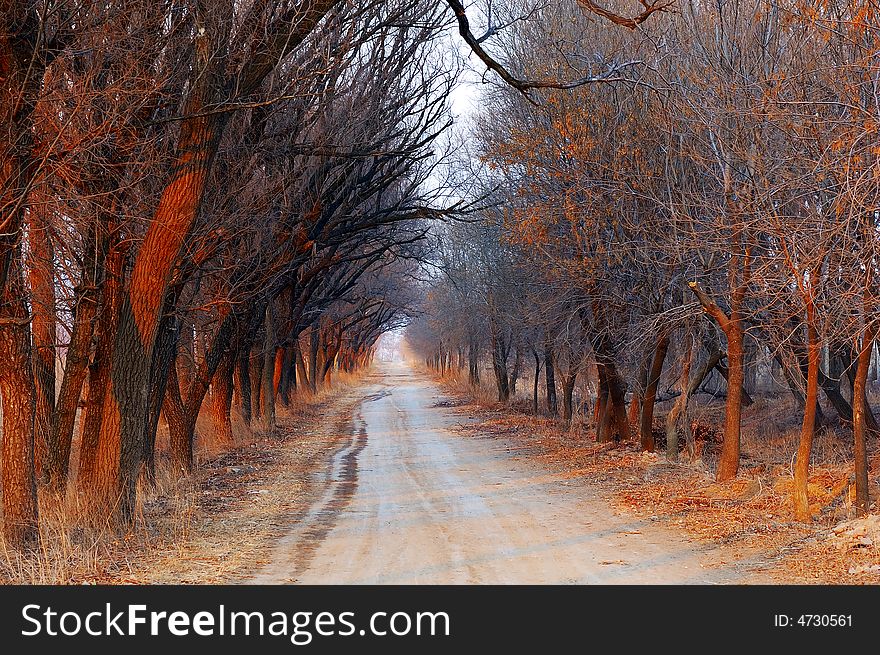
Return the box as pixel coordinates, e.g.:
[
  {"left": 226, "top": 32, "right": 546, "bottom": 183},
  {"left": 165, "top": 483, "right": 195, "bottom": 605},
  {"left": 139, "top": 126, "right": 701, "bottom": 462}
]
[{"left": 248, "top": 361, "right": 768, "bottom": 584}]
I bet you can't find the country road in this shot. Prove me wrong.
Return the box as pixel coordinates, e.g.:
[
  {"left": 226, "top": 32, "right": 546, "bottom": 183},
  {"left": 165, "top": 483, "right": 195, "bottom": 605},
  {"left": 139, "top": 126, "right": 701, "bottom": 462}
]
[{"left": 248, "top": 361, "right": 767, "bottom": 584}]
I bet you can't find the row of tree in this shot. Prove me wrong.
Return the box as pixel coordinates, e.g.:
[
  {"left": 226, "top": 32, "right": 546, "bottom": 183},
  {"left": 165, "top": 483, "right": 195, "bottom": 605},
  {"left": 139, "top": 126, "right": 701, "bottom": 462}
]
[
  {"left": 408, "top": 0, "right": 880, "bottom": 521},
  {"left": 0, "top": 0, "right": 468, "bottom": 549}
]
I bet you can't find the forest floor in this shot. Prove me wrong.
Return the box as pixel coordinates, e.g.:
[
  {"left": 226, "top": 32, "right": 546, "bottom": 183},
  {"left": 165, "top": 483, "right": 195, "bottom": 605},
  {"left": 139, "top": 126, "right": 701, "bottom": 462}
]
[{"left": 437, "top": 378, "right": 880, "bottom": 584}]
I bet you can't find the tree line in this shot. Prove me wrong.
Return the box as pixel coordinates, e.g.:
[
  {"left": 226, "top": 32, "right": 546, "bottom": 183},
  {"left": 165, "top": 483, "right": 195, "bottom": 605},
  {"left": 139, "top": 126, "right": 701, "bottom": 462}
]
[
  {"left": 0, "top": 0, "right": 478, "bottom": 549},
  {"left": 408, "top": 0, "right": 880, "bottom": 522}
]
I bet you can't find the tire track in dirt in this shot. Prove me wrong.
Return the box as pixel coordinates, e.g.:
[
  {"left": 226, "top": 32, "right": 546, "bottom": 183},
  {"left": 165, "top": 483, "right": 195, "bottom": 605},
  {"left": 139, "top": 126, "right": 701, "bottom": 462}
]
[{"left": 246, "top": 385, "right": 385, "bottom": 583}]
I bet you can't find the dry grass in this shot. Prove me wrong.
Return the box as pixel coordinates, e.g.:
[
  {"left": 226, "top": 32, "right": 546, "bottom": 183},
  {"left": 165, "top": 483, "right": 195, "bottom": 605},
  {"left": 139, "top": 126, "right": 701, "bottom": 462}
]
[
  {"left": 0, "top": 373, "right": 363, "bottom": 585},
  {"left": 433, "top": 367, "right": 880, "bottom": 584}
]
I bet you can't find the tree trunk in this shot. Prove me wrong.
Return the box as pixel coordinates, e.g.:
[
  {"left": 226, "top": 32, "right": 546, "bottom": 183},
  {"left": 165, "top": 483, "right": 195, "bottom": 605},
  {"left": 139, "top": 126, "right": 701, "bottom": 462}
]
[
  {"left": 853, "top": 307, "right": 874, "bottom": 515},
  {"left": 595, "top": 364, "right": 609, "bottom": 442},
  {"left": 47, "top": 267, "right": 102, "bottom": 490},
  {"left": 490, "top": 325, "right": 510, "bottom": 403},
  {"left": 468, "top": 340, "right": 480, "bottom": 386},
  {"left": 164, "top": 362, "right": 194, "bottom": 474},
  {"left": 794, "top": 275, "right": 820, "bottom": 521},
  {"left": 0, "top": 265, "right": 39, "bottom": 548},
  {"left": 532, "top": 351, "right": 541, "bottom": 416},
  {"left": 640, "top": 333, "right": 669, "bottom": 452},
  {"left": 561, "top": 363, "right": 580, "bottom": 423},
  {"left": 278, "top": 345, "right": 295, "bottom": 406},
  {"left": 27, "top": 209, "right": 55, "bottom": 482},
  {"left": 77, "top": 243, "right": 124, "bottom": 495},
  {"left": 509, "top": 344, "right": 522, "bottom": 397},
  {"left": 273, "top": 346, "right": 284, "bottom": 396},
  {"left": 309, "top": 327, "right": 320, "bottom": 393},
  {"left": 544, "top": 338, "right": 558, "bottom": 416},
  {"left": 211, "top": 348, "right": 235, "bottom": 446},
  {"left": 96, "top": 107, "right": 224, "bottom": 523},
  {"left": 604, "top": 361, "right": 631, "bottom": 441},
  {"left": 666, "top": 332, "right": 694, "bottom": 462},
  {"left": 717, "top": 320, "right": 744, "bottom": 481},
  {"left": 262, "top": 304, "right": 276, "bottom": 431},
  {"left": 250, "top": 348, "right": 263, "bottom": 419},
  {"left": 629, "top": 357, "right": 650, "bottom": 433},
  {"left": 143, "top": 312, "right": 181, "bottom": 482},
  {"left": 714, "top": 360, "right": 754, "bottom": 406},
  {"left": 295, "top": 339, "right": 308, "bottom": 395}
]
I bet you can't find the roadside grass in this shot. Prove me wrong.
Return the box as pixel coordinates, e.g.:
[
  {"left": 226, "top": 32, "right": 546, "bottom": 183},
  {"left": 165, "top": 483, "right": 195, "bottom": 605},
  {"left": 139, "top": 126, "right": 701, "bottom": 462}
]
[{"left": 0, "top": 371, "right": 363, "bottom": 584}]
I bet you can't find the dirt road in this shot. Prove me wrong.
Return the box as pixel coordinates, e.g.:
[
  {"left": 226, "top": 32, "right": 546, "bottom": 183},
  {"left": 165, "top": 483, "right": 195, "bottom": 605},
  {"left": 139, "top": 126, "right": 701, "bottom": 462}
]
[{"left": 248, "top": 361, "right": 767, "bottom": 584}]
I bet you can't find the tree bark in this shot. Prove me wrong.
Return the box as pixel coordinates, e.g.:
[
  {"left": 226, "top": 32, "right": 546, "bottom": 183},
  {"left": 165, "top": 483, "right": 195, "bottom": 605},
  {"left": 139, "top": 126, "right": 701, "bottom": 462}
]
[
  {"left": 666, "top": 332, "right": 694, "bottom": 462},
  {"left": 27, "top": 209, "right": 55, "bottom": 482},
  {"left": 47, "top": 232, "right": 103, "bottom": 489},
  {"left": 78, "top": 242, "right": 124, "bottom": 495},
  {"left": 629, "top": 356, "right": 650, "bottom": 433},
  {"left": 164, "top": 361, "right": 193, "bottom": 474},
  {"left": 262, "top": 303, "right": 276, "bottom": 430},
  {"left": 0, "top": 263, "right": 39, "bottom": 548},
  {"left": 688, "top": 279, "right": 748, "bottom": 481},
  {"left": 605, "top": 361, "right": 631, "bottom": 441},
  {"left": 532, "top": 350, "right": 542, "bottom": 415},
  {"left": 143, "top": 311, "right": 181, "bottom": 482},
  {"left": 794, "top": 271, "right": 820, "bottom": 522},
  {"left": 278, "top": 345, "right": 295, "bottom": 406},
  {"left": 211, "top": 348, "right": 235, "bottom": 446},
  {"left": 544, "top": 337, "right": 558, "bottom": 416},
  {"left": 640, "top": 333, "right": 669, "bottom": 452},
  {"left": 490, "top": 318, "right": 510, "bottom": 403},
  {"left": 468, "top": 339, "right": 480, "bottom": 386},
  {"left": 309, "top": 326, "right": 320, "bottom": 393},
  {"left": 595, "top": 364, "right": 609, "bottom": 442},
  {"left": 853, "top": 306, "right": 874, "bottom": 515},
  {"left": 561, "top": 362, "right": 580, "bottom": 423},
  {"left": 295, "top": 339, "right": 308, "bottom": 395}
]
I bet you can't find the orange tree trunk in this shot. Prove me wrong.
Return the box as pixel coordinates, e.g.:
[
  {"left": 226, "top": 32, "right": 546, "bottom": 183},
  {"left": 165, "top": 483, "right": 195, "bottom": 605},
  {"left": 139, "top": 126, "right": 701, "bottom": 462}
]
[
  {"left": 794, "top": 276, "right": 820, "bottom": 522},
  {"left": 48, "top": 198, "right": 115, "bottom": 489},
  {"left": 295, "top": 340, "right": 309, "bottom": 396},
  {"left": 27, "top": 209, "right": 55, "bottom": 481},
  {"left": 629, "top": 357, "right": 649, "bottom": 433},
  {"left": 853, "top": 316, "right": 875, "bottom": 515},
  {"left": 687, "top": 279, "right": 749, "bottom": 481},
  {"left": 666, "top": 332, "right": 694, "bottom": 462},
  {"left": 716, "top": 320, "right": 744, "bottom": 481},
  {"left": 605, "top": 361, "right": 631, "bottom": 441},
  {"left": 640, "top": 333, "right": 669, "bottom": 452},
  {"left": 261, "top": 304, "right": 277, "bottom": 430},
  {"left": 163, "top": 362, "right": 194, "bottom": 474},
  {"left": 0, "top": 266, "right": 39, "bottom": 548},
  {"left": 166, "top": 308, "right": 237, "bottom": 473},
  {"left": 92, "top": 111, "right": 223, "bottom": 521},
  {"left": 78, "top": 244, "right": 124, "bottom": 493},
  {"left": 211, "top": 349, "right": 235, "bottom": 446}
]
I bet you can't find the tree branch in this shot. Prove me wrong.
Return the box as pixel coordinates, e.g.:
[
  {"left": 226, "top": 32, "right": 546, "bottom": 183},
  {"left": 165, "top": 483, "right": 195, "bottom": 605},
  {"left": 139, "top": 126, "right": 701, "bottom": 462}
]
[
  {"left": 687, "top": 281, "right": 731, "bottom": 333},
  {"left": 445, "top": 0, "right": 653, "bottom": 93}
]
